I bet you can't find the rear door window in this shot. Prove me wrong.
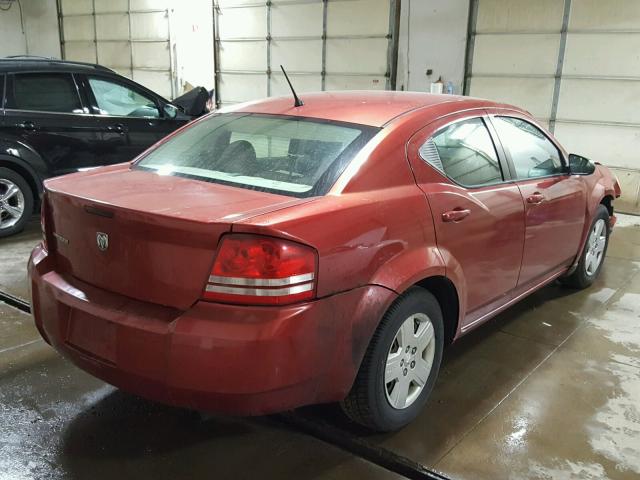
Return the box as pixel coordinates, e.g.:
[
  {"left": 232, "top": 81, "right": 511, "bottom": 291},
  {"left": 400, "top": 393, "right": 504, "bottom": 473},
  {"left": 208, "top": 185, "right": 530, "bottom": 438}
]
[
  {"left": 8, "top": 73, "right": 82, "bottom": 113},
  {"left": 419, "top": 117, "right": 503, "bottom": 187},
  {"left": 492, "top": 116, "right": 564, "bottom": 179}
]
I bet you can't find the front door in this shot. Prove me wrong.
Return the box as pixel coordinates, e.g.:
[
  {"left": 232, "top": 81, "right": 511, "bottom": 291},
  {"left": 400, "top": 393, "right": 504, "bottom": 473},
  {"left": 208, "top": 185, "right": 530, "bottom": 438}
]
[
  {"left": 2, "top": 72, "right": 102, "bottom": 177},
  {"left": 81, "top": 74, "right": 183, "bottom": 164},
  {"left": 408, "top": 113, "right": 525, "bottom": 325},
  {"left": 489, "top": 114, "right": 585, "bottom": 285}
]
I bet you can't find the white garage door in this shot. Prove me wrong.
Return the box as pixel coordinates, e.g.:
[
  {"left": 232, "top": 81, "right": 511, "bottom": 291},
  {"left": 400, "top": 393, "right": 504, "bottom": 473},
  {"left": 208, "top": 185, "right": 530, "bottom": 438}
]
[
  {"left": 214, "top": 0, "right": 400, "bottom": 106},
  {"left": 465, "top": 0, "right": 640, "bottom": 213},
  {"left": 58, "top": 0, "right": 175, "bottom": 99}
]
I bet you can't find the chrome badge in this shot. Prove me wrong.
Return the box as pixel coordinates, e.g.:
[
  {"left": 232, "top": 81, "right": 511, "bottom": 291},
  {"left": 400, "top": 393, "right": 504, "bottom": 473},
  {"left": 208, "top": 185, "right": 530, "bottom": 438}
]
[{"left": 96, "top": 232, "right": 109, "bottom": 251}]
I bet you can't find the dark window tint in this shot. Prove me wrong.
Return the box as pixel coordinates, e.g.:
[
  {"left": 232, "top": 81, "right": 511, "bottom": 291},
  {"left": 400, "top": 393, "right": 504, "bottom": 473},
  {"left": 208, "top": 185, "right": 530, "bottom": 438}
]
[
  {"left": 88, "top": 77, "right": 159, "bottom": 118},
  {"left": 419, "top": 117, "right": 502, "bottom": 187},
  {"left": 10, "top": 73, "right": 82, "bottom": 113},
  {"left": 493, "top": 116, "right": 564, "bottom": 179}
]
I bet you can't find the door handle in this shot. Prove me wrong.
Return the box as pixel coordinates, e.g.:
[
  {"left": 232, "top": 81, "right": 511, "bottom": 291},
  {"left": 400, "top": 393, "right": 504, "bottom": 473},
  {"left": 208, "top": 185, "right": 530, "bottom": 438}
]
[
  {"left": 442, "top": 208, "right": 471, "bottom": 223},
  {"left": 526, "top": 193, "right": 545, "bottom": 204},
  {"left": 16, "top": 121, "right": 36, "bottom": 131},
  {"left": 107, "top": 123, "right": 127, "bottom": 135}
]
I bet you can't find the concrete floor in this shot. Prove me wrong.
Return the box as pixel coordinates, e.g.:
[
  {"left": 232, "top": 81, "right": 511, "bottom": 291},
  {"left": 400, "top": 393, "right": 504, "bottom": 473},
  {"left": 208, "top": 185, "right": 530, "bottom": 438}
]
[{"left": 1, "top": 216, "right": 639, "bottom": 480}]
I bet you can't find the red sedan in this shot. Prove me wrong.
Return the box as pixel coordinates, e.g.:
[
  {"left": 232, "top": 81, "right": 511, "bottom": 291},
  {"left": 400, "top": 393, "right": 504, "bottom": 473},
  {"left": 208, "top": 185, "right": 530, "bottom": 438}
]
[{"left": 29, "top": 91, "right": 620, "bottom": 431}]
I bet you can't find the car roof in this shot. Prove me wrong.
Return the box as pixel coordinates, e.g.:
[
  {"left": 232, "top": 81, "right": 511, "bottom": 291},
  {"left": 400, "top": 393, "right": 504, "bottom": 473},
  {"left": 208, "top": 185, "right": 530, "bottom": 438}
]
[
  {"left": 222, "top": 90, "right": 525, "bottom": 127},
  {"left": 0, "top": 56, "right": 115, "bottom": 74}
]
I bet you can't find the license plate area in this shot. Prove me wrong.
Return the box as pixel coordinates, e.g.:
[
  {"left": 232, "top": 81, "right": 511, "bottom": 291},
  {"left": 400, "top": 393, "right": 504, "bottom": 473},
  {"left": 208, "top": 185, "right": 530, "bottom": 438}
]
[{"left": 66, "top": 311, "right": 117, "bottom": 364}]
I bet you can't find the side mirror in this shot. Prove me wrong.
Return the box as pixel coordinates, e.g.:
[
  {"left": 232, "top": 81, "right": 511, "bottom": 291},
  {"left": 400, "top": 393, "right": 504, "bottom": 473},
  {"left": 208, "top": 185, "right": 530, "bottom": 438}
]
[
  {"left": 568, "top": 153, "right": 596, "bottom": 175},
  {"left": 163, "top": 104, "right": 179, "bottom": 119}
]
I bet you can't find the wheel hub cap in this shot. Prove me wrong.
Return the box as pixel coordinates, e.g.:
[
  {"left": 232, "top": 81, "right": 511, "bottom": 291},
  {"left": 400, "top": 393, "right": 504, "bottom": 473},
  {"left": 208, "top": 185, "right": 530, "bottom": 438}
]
[
  {"left": 0, "top": 179, "right": 26, "bottom": 230},
  {"left": 585, "top": 219, "right": 606, "bottom": 276},
  {"left": 384, "top": 313, "right": 436, "bottom": 410}
]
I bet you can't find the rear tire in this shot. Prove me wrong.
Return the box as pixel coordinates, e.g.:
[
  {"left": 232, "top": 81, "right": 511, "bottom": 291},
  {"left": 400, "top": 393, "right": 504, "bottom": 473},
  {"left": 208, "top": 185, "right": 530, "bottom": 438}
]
[
  {"left": 0, "top": 167, "right": 34, "bottom": 238},
  {"left": 561, "top": 205, "right": 610, "bottom": 289},
  {"left": 341, "top": 287, "right": 444, "bottom": 432}
]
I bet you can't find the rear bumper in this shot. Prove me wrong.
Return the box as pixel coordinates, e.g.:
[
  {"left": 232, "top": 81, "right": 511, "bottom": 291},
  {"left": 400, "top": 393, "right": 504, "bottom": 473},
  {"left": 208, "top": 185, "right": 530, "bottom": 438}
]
[{"left": 29, "top": 245, "right": 395, "bottom": 415}]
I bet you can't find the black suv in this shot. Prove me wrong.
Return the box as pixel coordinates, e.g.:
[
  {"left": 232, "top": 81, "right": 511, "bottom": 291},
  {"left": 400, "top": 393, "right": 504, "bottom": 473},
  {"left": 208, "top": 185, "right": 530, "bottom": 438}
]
[{"left": 0, "top": 57, "right": 207, "bottom": 237}]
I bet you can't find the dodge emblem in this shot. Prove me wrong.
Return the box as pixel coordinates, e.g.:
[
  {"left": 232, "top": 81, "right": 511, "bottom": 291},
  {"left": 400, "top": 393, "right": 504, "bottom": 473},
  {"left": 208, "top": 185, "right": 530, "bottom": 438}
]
[{"left": 96, "top": 232, "right": 109, "bottom": 251}]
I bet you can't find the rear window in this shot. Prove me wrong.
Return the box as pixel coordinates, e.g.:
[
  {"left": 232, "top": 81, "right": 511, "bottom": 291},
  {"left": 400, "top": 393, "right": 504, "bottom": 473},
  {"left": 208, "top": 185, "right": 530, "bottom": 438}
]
[{"left": 135, "top": 113, "right": 378, "bottom": 197}]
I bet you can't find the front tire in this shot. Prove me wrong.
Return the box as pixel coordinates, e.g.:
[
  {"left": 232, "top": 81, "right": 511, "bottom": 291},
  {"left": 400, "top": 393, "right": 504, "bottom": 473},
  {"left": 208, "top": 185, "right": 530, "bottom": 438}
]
[
  {"left": 0, "top": 167, "right": 34, "bottom": 238},
  {"left": 561, "top": 205, "right": 610, "bottom": 289},
  {"left": 341, "top": 287, "right": 444, "bottom": 432}
]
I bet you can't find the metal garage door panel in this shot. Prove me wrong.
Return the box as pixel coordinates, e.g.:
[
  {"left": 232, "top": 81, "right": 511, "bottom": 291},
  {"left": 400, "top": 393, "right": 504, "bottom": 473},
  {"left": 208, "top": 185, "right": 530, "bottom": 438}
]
[
  {"left": 60, "top": 0, "right": 92, "bottom": 15},
  {"left": 570, "top": 0, "right": 640, "bottom": 30},
  {"left": 64, "top": 41, "right": 96, "bottom": 63},
  {"left": 217, "top": 6, "right": 267, "bottom": 40},
  {"left": 557, "top": 79, "right": 640, "bottom": 124},
  {"left": 475, "top": 0, "right": 564, "bottom": 32},
  {"left": 132, "top": 42, "right": 170, "bottom": 69},
  {"left": 96, "top": 13, "right": 130, "bottom": 41},
  {"left": 325, "top": 75, "right": 386, "bottom": 91},
  {"left": 327, "top": 0, "right": 389, "bottom": 36},
  {"left": 271, "top": 40, "right": 322, "bottom": 73},
  {"left": 95, "top": 0, "right": 127, "bottom": 14},
  {"left": 62, "top": 16, "right": 94, "bottom": 41},
  {"left": 326, "top": 38, "right": 388, "bottom": 75},
  {"left": 133, "top": 70, "right": 171, "bottom": 99},
  {"left": 564, "top": 33, "right": 640, "bottom": 77},
  {"left": 271, "top": 3, "right": 323, "bottom": 37},
  {"left": 469, "top": 77, "right": 555, "bottom": 120},
  {"left": 473, "top": 34, "right": 560, "bottom": 75},
  {"left": 219, "top": 41, "right": 267, "bottom": 71},
  {"left": 112, "top": 68, "right": 133, "bottom": 78},
  {"left": 554, "top": 122, "right": 640, "bottom": 170},
  {"left": 271, "top": 74, "right": 322, "bottom": 96},
  {"left": 131, "top": 12, "right": 168, "bottom": 40},
  {"left": 97, "top": 42, "right": 131, "bottom": 68},
  {"left": 218, "top": 74, "right": 268, "bottom": 104},
  {"left": 130, "top": 0, "right": 168, "bottom": 9},
  {"left": 217, "top": 0, "right": 261, "bottom": 6}
]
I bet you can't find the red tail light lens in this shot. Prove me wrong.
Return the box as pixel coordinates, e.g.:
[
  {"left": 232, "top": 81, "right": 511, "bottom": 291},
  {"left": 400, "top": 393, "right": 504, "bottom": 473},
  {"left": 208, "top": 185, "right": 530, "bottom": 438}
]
[{"left": 202, "top": 234, "right": 317, "bottom": 305}]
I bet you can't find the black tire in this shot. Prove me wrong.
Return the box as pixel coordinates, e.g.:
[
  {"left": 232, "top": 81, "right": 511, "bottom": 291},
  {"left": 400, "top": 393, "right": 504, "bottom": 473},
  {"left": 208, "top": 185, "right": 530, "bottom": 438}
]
[
  {"left": 341, "top": 287, "right": 444, "bottom": 432},
  {"left": 0, "top": 167, "right": 34, "bottom": 238},
  {"left": 561, "top": 205, "right": 610, "bottom": 289}
]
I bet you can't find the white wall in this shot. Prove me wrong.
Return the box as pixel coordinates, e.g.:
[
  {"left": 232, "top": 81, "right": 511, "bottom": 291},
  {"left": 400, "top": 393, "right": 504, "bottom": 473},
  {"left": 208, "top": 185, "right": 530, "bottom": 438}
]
[
  {"left": 397, "top": 0, "right": 469, "bottom": 94},
  {"left": 172, "top": 0, "right": 214, "bottom": 94},
  {"left": 0, "top": 0, "right": 61, "bottom": 58}
]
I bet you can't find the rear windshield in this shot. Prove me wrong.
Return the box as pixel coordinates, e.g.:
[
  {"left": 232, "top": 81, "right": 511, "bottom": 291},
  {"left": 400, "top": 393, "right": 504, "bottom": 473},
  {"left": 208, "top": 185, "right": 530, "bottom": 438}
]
[{"left": 135, "top": 113, "right": 379, "bottom": 197}]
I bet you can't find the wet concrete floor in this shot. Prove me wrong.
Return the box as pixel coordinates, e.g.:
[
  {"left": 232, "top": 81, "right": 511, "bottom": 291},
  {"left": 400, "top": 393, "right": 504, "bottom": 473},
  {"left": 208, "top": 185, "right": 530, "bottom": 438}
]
[{"left": 1, "top": 216, "right": 639, "bottom": 479}]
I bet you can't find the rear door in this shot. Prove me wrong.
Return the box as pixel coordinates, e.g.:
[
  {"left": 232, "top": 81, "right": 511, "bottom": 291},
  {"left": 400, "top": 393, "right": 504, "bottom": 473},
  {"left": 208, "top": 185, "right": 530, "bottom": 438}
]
[
  {"left": 488, "top": 113, "right": 585, "bottom": 286},
  {"left": 80, "top": 74, "right": 185, "bottom": 164},
  {"left": 407, "top": 112, "right": 525, "bottom": 326},
  {"left": 2, "top": 71, "right": 102, "bottom": 176}
]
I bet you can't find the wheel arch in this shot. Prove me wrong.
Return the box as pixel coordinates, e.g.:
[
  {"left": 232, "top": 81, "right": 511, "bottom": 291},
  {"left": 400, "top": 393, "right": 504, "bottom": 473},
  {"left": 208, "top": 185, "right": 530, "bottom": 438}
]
[
  {"left": 413, "top": 275, "right": 460, "bottom": 346},
  {"left": 0, "top": 154, "right": 43, "bottom": 206}
]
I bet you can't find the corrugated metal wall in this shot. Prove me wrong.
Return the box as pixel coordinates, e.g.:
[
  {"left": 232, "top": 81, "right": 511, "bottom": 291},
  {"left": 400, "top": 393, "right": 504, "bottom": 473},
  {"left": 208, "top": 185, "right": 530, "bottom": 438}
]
[
  {"left": 214, "top": 0, "right": 400, "bottom": 106},
  {"left": 466, "top": 0, "right": 640, "bottom": 214},
  {"left": 58, "top": 0, "right": 175, "bottom": 98}
]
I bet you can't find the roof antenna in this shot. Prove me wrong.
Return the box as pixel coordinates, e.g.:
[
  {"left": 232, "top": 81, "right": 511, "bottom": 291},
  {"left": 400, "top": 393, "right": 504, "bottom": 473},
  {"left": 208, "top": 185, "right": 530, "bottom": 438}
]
[{"left": 280, "top": 65, "right": 304, "bottom": 107}]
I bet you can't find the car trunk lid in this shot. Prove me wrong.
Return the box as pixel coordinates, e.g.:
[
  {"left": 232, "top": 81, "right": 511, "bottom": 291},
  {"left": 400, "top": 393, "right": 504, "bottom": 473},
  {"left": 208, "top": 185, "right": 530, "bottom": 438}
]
[{"left": 45, "top": 165, "right": 308, "bottom": 310}]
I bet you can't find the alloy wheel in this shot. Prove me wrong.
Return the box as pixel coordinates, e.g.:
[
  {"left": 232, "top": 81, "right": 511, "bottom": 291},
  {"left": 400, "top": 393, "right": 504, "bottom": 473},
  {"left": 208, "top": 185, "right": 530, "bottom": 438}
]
[
  {"left": 0, "top": 179, "right": 25, "bottom": 230},
  {"left": 585, "top": 218, "right": 607, "bottom": 276},
  {"left": 384, "top": 313, "right": 436, "bottom": 410}
]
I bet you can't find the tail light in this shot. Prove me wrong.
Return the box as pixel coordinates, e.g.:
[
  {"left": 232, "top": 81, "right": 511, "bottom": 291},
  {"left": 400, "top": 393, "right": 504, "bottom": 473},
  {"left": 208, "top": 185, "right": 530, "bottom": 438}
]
[
  {"left": 40, "top": 192, "right": 49, "bottom": 252},
  {"left": 202, "top": 234, "right": 317, "bottom": 305}
]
